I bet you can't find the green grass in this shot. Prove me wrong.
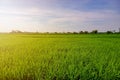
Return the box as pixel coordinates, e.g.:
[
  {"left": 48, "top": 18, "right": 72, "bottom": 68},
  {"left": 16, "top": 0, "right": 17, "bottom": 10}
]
[{"left": 0, "top": 34, "right": 120, "bottom": 80}]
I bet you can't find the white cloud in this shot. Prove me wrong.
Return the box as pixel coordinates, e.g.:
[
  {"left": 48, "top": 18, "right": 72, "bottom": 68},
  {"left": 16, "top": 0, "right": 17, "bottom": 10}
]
[
  {"left": 48, "top": 9, "right": 120, "bottom": 24},
  {"left": 0, "top": 3, "right": 120, "bottom": 32}
]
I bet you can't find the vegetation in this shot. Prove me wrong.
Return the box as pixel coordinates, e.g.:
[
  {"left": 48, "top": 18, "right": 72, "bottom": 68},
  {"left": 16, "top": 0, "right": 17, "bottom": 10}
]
[
  {"left": 0, "top": 34, "right": 120, "bottom": 80},
  {"left": 10, "top": 29, "right": 120, "bottom": 34},
  {"left": 106, "top": 31, "right": 113, "bottom": 34},
  {"left": 91, "top": 30, "right": 98, "bottom": 34}
]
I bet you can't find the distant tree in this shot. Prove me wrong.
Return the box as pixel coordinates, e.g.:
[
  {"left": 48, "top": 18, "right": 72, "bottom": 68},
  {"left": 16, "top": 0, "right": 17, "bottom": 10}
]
[
  {"left": 91, "top": 30, "right": 98, "bottom": 34},
  {"left": 73, "top": 32, "right": 78, "bottom": 34},
  {"left": 11, "top": 30, "right": 22, "bottom": 33},
  {"left": 62, "top": 32, "right": 66, "bottom": 34},
  {"left": 106, "top": 31, "right": 113, "bottom": 34},
  {"left": 45, "top": 32, "right": 49, "bottom": 34},
  {"left": 84, "top": 31, "right": 88, "bottom": 34},
  {"left": 79, "top": 31, "right": 84, "bottom": 34},
  {"left": 16, "top": 30, "right": 22, "bottom": 33},
  {"left": 67, "top": 32, "right": 72, "bottom": 34},
  {"left": 54, "top": 32, "right": 58, "bottom": 34}
]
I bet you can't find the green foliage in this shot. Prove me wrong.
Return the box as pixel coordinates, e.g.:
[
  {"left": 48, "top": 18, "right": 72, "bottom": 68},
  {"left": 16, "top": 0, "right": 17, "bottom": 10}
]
[
  {"left": 91, "top": 30, "right": 98, "bottom": 34},
  {"left": 10, "top": 30, "right": 23, "bottom": 33},
  {"left": 0, "top": 34, "right": 120, "bottom": 80},
  {"left": 73, "top": 32, "right": 78, "bottom": 34},
  {"left": 79, "top": 31, "right": 84, "bottom": 34},
  {"left": 106, "top": 31, "right": 113, "bottom": 34},
  {"left": 84, "top": 31, "right": 89, "bottom": 34}
]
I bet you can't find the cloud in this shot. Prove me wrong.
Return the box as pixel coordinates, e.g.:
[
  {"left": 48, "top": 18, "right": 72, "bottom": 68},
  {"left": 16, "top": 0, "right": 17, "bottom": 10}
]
[
  {"left": 0, "top": 0, "right": 120, "bottom": 32},
  {"left": 48, "top": 9, "right": 120, "bottom": 24}
]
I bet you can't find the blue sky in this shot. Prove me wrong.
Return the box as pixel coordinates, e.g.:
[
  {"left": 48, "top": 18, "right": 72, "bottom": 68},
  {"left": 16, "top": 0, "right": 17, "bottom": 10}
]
[{"left": 0, "top": 0, "right": 120, "bottom": 32}]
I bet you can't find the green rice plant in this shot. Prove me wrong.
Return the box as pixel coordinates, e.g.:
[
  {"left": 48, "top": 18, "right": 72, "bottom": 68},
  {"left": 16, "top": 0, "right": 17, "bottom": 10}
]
[{"left": 0, "top": 34, "right": 120, "bottom": 80}]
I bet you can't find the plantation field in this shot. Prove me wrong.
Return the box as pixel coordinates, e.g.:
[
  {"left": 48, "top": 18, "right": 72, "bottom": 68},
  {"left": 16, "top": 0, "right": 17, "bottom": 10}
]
[{"left": 0, "top": 34, "right": 120, "bottom": 80}]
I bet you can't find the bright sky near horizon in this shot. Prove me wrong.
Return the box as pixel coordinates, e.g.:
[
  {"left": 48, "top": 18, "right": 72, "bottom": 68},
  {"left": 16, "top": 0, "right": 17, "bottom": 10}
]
[{"left": 0, "top": 0, "right": 120, "bottom": 32}]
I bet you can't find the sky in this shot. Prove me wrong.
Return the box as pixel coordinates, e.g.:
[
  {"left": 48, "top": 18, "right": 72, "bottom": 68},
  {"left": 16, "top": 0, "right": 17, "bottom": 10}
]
[{"left": 0, "top": 0, "right": 120, "bottom": 32}]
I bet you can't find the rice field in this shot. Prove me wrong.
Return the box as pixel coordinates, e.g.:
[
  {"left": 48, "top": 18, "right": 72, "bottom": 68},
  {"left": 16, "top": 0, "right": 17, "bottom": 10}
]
[{"left": 0, "top": 34, "right": 120, "bottom": 80}]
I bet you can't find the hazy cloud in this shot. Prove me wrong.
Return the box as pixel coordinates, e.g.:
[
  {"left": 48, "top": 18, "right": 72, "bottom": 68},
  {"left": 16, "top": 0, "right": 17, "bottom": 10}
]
[{"left": 0, "top": 0, "right": 120, "bottom": 32}]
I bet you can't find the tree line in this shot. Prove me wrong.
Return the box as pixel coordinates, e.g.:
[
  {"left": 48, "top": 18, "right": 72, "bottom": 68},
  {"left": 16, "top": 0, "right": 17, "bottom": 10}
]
[{"left": 10, "top": 29, "right": 120, "bottom": 34}]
